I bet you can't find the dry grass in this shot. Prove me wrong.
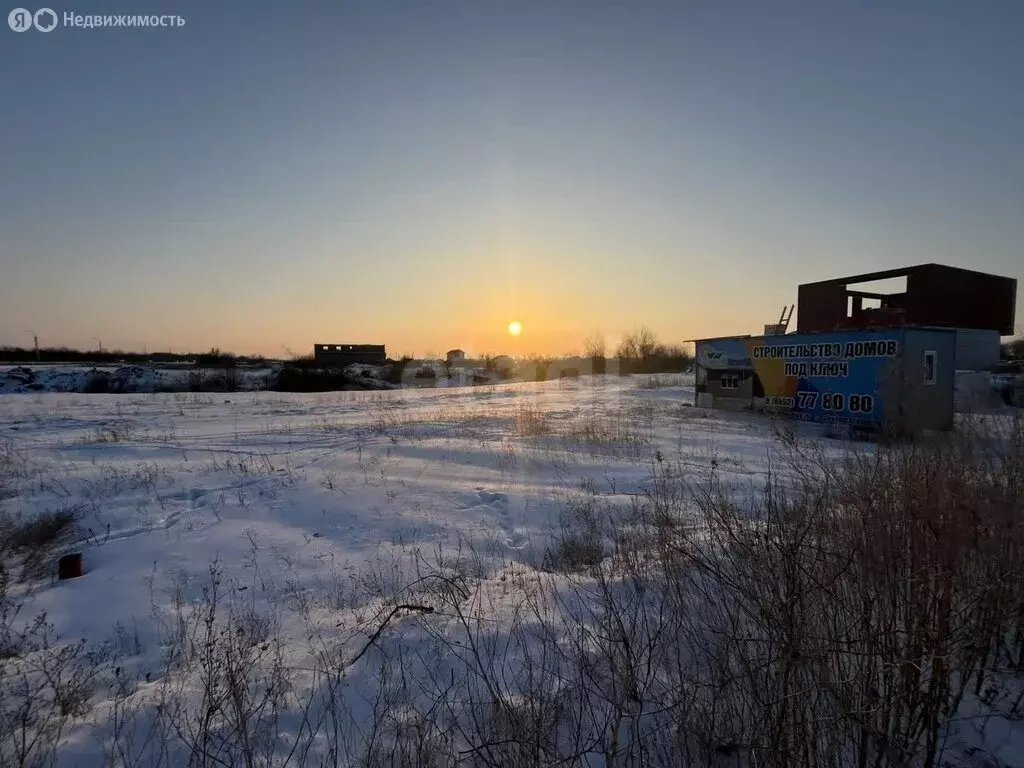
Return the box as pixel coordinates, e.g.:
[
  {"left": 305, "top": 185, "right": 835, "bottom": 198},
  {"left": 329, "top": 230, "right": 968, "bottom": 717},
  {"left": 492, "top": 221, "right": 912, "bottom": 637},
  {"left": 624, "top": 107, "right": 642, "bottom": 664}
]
[
  {"left": 0, "top": 504, "right": 81, "bottom": 582},
  {"left": 0, "top": 441, "right": 26, "bottom": 501},
  {"left": 514, "top": 403, "right": 553, "bottom": 437},
  {"left": 633, "top": 374, "right": 687, "bottom": 389},
  {"left": 542, "top": 495, "right": 607, "bottom": 572}
]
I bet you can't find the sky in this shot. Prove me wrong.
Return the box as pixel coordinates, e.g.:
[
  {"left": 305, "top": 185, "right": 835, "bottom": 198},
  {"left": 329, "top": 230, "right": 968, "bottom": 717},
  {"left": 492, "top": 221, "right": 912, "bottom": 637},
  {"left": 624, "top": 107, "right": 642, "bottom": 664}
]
[{"left": 1, "top": 1, "right": 1022, "bottom": 358}]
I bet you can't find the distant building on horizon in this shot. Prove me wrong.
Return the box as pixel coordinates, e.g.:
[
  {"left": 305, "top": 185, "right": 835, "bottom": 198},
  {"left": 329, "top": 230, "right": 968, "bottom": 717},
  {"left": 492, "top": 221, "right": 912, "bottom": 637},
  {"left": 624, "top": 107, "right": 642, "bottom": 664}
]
[
  {"left": 446, "top": 349, "right": 465, "bottom": 364},
  {"left": 313, "top": 343, "right": 386, "bottom": 367}
]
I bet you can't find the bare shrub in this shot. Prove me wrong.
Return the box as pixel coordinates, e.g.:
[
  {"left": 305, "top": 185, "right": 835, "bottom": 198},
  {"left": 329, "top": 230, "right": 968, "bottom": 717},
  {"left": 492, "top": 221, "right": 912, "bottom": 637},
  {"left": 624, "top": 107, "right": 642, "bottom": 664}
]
[
  {"left": 149, "top": 562, "right": 297, "bottom": 768},
  {"left": 0, "top": 612, "right": 102, "bottom": 768},
  {"left": 631, "top": 414, "right": 1024, "bottom": 767},
  {"left": 6, "top": 508, "right": 78, "bottom": 553},
  {"left": 350, "top": 416, "right": 1024, "bottom": 766}
]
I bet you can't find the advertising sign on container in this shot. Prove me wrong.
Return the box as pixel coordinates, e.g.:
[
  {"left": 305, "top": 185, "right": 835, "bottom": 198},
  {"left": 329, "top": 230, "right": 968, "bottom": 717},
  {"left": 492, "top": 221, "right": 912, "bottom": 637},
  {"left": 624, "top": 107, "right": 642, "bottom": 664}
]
[{"left": 696, "top": 330, "right": 903, "bottom": 428}]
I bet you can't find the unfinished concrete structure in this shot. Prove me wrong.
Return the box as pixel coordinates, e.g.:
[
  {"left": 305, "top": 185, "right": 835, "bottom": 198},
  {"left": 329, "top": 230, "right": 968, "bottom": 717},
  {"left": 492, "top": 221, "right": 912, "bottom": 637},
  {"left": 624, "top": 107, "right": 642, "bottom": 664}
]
[
  {"left": 313, "top": 344, "right": 386, "bottom": 367},
  {"left": 796, "top": 264, "right": 1017, "bottom": 371}
]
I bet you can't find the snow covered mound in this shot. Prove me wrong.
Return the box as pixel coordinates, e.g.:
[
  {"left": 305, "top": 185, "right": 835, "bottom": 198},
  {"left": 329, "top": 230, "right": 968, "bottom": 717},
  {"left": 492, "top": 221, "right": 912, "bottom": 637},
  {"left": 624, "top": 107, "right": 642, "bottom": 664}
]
[
  {"left": 0, "top": 365, "right": 279, "bottom": 394},
  {"left": 0, "top": 365, "right": 157, "bottom": 394}
]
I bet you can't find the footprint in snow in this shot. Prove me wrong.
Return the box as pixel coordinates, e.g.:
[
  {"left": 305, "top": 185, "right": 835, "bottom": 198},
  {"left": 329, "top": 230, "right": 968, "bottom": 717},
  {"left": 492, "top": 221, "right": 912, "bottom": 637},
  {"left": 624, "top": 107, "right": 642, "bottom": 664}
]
[{"left": 468, "top": 488, "right": 524, "bottom": 545}]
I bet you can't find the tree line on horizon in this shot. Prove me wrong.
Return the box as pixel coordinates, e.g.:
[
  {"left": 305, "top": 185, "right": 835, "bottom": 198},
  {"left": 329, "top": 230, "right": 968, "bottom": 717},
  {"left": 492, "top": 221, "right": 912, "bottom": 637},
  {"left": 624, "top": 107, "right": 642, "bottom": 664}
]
[
  {"left": 0, "top": 346, "right": 267, "bottom": 367},
  {"left": 585, "top": 325, "right": 695, "bottom": 375},
  {"left": 1, "top": 325, "right": 700, "bottom": 375}
]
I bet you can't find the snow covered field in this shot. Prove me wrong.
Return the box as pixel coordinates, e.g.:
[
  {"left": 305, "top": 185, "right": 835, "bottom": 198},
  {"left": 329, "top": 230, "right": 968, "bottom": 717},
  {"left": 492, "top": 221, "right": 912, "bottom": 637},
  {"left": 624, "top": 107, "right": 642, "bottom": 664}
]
[
  {"left": 1, "top": 375, "right": 1022, "bottom": 766},
  {"left": 0, "top": 375, "right": 743, "bottom": 659}
]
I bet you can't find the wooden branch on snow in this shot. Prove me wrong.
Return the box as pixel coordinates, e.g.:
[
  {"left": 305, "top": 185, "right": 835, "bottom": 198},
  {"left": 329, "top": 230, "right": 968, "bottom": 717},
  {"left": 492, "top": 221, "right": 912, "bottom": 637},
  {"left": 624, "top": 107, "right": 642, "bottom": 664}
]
[{"left": 348, "top": 604, "right": 434, "bottom": 669}]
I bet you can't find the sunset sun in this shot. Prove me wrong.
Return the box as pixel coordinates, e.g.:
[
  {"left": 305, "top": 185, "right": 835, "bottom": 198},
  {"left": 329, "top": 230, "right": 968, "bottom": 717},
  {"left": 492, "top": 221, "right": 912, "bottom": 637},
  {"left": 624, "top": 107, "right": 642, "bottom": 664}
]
[{"left": 507, "top": 321, "right": 522, "bottom": 336}]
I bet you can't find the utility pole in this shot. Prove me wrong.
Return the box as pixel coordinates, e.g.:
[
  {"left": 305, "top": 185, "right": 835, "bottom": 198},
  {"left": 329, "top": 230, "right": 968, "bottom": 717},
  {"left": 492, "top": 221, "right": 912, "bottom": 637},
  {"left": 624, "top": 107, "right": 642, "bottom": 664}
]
[
  {"left": 93, "top": 336, "right": 103, "bottom": 355},
  {"left": 24, "top": 330, "right": 39, "bottom": 361}
]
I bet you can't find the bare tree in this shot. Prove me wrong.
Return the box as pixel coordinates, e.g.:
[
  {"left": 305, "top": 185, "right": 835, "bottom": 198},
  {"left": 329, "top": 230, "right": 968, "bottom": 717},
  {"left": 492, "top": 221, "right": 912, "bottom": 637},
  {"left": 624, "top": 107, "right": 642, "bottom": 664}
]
[
  {"left": 615, "top": 337, "right": 637, "bottom": 361},
  {"left": 616, "top": 326, "right": 658, "bottom": 361},
  {"left": 635, "top": 325, "right": 658, "bottom": 359},
  {"left": 583, "top": 333, "right": 606, "bottom": 359}
]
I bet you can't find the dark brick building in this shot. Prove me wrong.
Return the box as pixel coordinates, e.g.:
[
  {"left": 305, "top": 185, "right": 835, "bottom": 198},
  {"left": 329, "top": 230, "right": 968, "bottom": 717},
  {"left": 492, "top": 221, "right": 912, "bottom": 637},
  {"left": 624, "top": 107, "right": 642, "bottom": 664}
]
[
  {"left": 313, "top": 343, "right": 386, "bottom": 366},
  {"left": 796, "top": 264, "right": 1017, "bottom": 371}
]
